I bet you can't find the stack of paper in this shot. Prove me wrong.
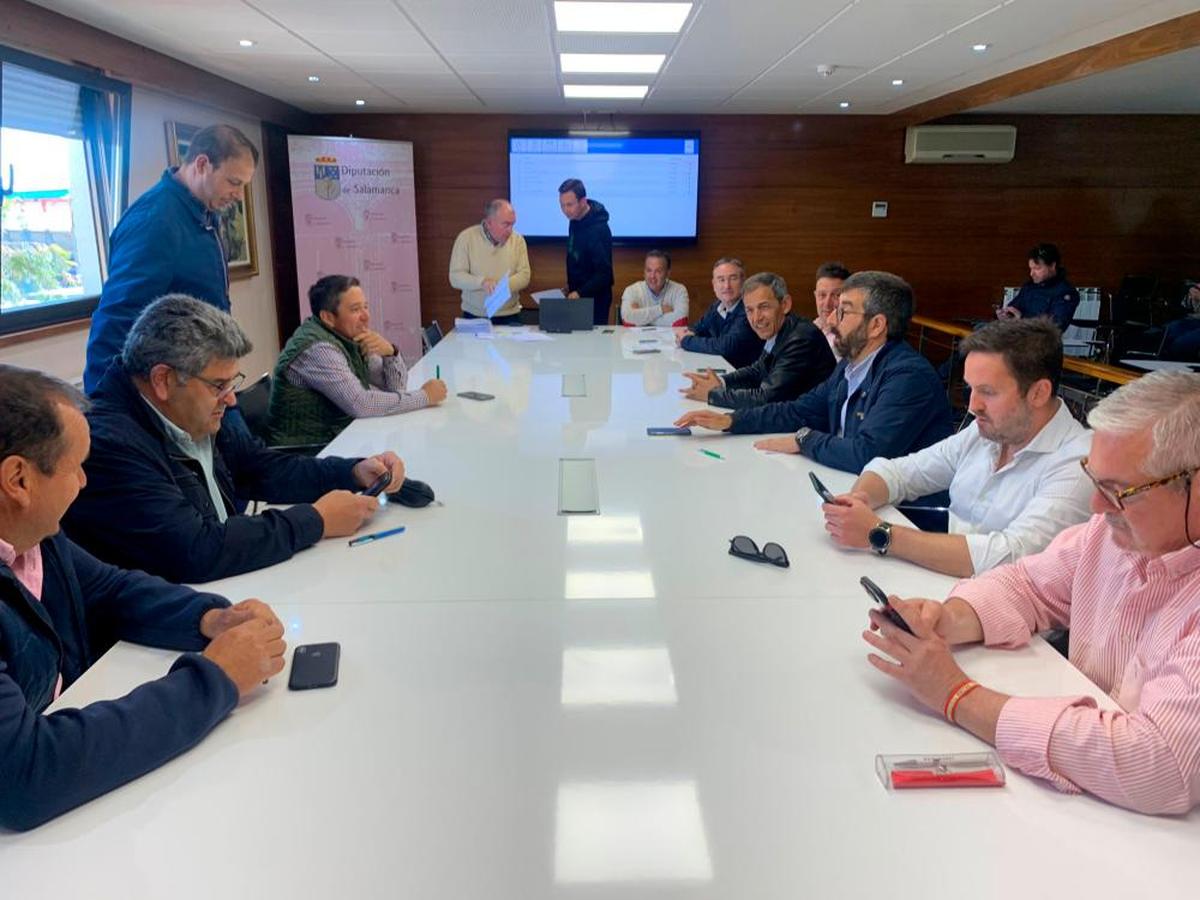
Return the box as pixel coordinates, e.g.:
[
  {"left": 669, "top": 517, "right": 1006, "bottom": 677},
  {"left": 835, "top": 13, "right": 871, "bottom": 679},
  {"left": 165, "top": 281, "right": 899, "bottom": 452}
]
[{"left": 454, "top": 317, "right": 493, "bottom": 336}]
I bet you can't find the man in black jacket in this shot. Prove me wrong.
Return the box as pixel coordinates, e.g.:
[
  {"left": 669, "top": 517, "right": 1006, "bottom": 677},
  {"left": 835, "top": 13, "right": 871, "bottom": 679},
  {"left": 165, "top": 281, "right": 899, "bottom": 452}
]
[
  {"left": 1, "top": 364, "right": 285, "bottom": 830},
  {"left": 679, "top": 272, "right": 835, "bottom": 410},
  {"left": 559, "top": 178, "right": 614, "bottom": 325},
  {"left": 63, "top": 295, "right": 407, "bottom": 584}
]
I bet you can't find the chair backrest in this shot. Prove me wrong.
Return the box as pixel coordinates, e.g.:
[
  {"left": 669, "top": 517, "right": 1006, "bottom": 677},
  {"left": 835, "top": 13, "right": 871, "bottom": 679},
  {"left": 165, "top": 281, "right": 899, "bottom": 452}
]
[
  {"left": 236, "top": 372, "right": 272, "bottom": 441},
  {"left": 422, "top": 321, "right": 444, "bottom": 353},
  {"left": 1062, "top": 287, "right": 1103, "bottom": 358}
]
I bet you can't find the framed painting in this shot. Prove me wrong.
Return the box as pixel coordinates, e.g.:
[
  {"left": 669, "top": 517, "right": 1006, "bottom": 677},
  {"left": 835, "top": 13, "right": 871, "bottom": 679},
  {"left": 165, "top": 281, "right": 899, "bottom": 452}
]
[{"left": 164, "top": 120, "right": 259, "bottom": 280}]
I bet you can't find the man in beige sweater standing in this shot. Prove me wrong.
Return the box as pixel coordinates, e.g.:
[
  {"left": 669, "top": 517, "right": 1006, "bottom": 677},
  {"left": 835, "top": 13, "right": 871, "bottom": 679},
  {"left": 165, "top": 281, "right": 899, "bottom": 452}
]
[{"left": 449, "top": 199, "right": 532, "bottom": 325}]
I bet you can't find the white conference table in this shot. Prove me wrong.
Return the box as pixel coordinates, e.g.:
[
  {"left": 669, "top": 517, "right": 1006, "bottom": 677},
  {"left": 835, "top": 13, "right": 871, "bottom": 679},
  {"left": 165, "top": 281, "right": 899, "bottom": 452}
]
[
  {"left": 5, "top": 327, "right": 1199, "bottom": 897},
  {"left": 1118, "top": 358, "right": 1200, "bottom": 373}
]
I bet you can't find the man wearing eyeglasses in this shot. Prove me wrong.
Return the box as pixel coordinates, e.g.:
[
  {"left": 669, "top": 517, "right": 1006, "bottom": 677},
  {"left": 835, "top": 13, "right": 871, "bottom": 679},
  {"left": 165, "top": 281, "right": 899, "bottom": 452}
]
[
  {"left": 675, "top": 271, "right": 952, "bottom": 473},
  {"left": 821, "top": 318, "right": 1093, "bottom": 577},
  {"left": 63, "top": 295, "right": 406, "bottom": 583},
  {"left": 866, "top": 370, "right": 1200, "bottom": 814}
]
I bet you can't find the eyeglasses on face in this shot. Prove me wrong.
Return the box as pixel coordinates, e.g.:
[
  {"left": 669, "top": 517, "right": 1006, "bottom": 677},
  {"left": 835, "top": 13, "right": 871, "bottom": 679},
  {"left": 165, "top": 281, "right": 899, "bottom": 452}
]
[
  {"left": 179, "top": 368, "right": 246, "bottom": 400},
  {"left": 835, "top": 305, "right": 867, "bottom": 322},
  {"left": 1078, "top": 457, "right": 1194, "bottom": 511},
  {"left": 728, "top": 535, "right": 790, "bottom": 568}
]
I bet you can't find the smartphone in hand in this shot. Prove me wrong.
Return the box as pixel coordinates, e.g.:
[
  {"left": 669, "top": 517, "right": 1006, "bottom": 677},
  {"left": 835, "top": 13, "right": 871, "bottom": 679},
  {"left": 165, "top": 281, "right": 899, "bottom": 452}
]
[
  {"left": 647, "top": 426, "right": 692, "bottom": 436},
  {"left": 361, "top": 471, "right": 392, "bottom": 497},
  {"left": 809, "top": 471, "right": 837, "bottom": 504},
  {"left": 860, "top": 576, "right": 915, "bottom": 636}
]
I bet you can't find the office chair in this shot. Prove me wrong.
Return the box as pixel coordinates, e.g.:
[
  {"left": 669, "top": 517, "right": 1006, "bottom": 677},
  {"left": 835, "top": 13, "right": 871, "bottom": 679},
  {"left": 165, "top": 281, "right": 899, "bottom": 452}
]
[
  {"left": 422, "top": 321, "right": 444, "bottom": 353},
  {"left": 233, "top": 372, "right": 324, "bottom": 456}
]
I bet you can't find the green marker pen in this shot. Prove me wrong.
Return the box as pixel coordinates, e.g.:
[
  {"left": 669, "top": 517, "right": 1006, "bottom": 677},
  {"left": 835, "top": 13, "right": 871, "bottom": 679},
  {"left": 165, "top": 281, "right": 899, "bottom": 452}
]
[{"left": 699, "top": 449, "right": 724, "bottom": 460}]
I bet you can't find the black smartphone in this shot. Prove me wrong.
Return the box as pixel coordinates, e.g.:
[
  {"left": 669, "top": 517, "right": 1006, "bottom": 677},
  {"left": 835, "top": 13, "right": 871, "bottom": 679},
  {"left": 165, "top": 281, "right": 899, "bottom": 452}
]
[
  {"left": 809, "top": 471, "right": 837, "bottom": 504},
  {"left": 638, "top": 338, "right": 657, "bottom": 344},
  {"left": 288, "top": 642, "right": 340, "bottom": 690},
  {"left": 647, "top": 426, "right": 692, "bottom": 436},
  {"left": 457, "top": 391, "right": 495, "bottom": 401},
  {"left": 632, "top": 348, "right": 661, "bottom": 355},
  {"left": 860, "top": 576, "right": 915, "bottom": 636},
  {"left": 361, "top": 471, "right": 392, "bottom": 497},
  {"left": 707, "top": 368, "right": 728, "bottom": 375},
  {"left": 601, "top": 328, "right": 615, "bottom": 334}
]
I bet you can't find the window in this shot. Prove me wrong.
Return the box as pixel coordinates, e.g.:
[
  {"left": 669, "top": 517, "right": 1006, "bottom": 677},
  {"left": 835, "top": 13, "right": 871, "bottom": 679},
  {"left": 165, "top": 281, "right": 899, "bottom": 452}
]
[{"left": 1, "top": 46, "right": 130, "bottom": 336}]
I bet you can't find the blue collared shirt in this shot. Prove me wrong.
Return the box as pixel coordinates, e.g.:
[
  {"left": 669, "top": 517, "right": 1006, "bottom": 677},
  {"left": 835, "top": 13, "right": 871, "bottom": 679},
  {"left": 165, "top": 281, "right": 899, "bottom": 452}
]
[{"left": 840, "top": 345, "right": 883, "bottom": 435}]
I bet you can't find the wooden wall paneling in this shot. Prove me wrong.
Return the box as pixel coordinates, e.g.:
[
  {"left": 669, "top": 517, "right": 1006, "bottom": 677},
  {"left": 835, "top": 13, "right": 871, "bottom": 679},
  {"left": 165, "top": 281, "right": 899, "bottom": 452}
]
[{"left": 303, "top": 112, "right": 1200, "bottom": 335}]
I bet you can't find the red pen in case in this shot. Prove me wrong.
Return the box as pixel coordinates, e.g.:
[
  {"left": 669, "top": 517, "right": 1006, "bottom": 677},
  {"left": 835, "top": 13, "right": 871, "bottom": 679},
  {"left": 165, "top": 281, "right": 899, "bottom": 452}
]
[{"left": 876, "top": 752, "right": 1006, "bottom": 790}]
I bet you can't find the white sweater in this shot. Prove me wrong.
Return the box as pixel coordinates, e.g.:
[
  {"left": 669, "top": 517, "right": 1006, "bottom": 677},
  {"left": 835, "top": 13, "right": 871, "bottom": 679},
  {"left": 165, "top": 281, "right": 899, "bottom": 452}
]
[{"left": 619, "top": 279, "right": 690, "bottom": 326}]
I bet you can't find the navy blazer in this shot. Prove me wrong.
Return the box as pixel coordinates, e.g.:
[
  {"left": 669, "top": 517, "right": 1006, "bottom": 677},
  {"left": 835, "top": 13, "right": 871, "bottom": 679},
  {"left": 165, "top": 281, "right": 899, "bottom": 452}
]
[
  {"left": 0, "top": 533, "right": 236, "bottom": 831},
  {"left": 708, "top": 314, "right": 836, "bottom": 410},
  {"left": 730, "top": 339, "right": 954, "bottom": 473},
  {"left": 64, "top": 359, "right": 362, "bottom": 583},
  {"left": 681, "top": 299, "right": 764, "bottom": 369},
  {"left": 1011, "top": 272, "right": 1080, "bottom": 331}
]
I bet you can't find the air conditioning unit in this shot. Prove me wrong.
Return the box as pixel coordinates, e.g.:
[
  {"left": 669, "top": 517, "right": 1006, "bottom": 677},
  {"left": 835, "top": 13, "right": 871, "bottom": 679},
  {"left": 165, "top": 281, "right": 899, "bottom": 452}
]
[{"left": 904, "top": 125, "right": 1017, "bottom": 164}]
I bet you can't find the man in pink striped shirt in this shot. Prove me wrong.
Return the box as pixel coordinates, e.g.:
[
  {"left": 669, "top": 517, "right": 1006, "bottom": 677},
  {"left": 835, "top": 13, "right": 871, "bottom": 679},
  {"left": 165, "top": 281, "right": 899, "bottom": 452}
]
[{"left": 863, "top": 370, "right": 1200, "bottom": 814}]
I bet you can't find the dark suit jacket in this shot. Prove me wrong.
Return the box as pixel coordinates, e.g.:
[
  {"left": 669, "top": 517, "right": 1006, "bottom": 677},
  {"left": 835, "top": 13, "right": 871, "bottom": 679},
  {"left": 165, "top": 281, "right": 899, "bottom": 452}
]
[{"left": 708, "top": 314, "right": 836, "bottom": 410}]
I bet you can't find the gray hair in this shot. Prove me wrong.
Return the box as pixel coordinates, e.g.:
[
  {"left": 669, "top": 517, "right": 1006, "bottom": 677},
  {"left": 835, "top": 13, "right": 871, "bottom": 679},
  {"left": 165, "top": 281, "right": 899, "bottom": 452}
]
[
  {"left": 0, "top": 365, "right": 90, "bottom": 474},
  {"left": 1087, "top": 371, "right": 1200, "bottom": 481},
  {"left": 123, "top": 294, "right": 252, "bottom": 379},
  {"left": 484, "top": 198, "right": 512, "bottom": 218},
  {"left": 743, "top": 271, "right": 788, "bottom": 302},
  {"left": 841, "top": 270, "right": 914, "bottom": 340},
  {"left": 712, "top": 256, "right": 745, "bottom": 275}
]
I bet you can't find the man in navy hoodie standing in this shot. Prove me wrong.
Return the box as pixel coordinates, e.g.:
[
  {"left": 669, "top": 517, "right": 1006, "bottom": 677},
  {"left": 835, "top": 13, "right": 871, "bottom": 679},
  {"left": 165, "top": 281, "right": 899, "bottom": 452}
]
[
  {"left": 559, "top": 178, "right": 614, "bottom": 325},
  {"left": 84, "top": 124, "right": 258, "bottom": 394},
  {"left": 0, "top": 365, "right": 286, "bottom": 831}
]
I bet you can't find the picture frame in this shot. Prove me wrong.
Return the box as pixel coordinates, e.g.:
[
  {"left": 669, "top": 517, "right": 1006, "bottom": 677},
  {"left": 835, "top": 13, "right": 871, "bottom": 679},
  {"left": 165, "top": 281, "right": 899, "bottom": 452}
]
[{"left": 164, "top": 120, "right": 259, "bottom": 280}]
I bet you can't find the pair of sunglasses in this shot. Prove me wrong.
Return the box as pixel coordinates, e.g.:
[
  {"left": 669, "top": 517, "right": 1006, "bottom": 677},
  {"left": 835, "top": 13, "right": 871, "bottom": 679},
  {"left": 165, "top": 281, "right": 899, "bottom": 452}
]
[{"left": 728, "top": 535, "right": 790, "bottom": 568}]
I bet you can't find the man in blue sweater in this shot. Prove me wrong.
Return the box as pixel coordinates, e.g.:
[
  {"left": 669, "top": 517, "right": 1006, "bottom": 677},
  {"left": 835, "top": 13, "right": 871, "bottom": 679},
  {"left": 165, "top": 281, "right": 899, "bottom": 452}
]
[
  {"left": 84, "top": 124, "right": 258, "bottom": 393},
  {"left": 675, "top": 271, "right": 953, "bottom": 473},
  {"left": 997, "top": 242, "right": 1080, "bottom": 331},
  {"left": 674, "top": 257, "right": 764, "bottom": 369},
  {"left": 0, "top": 365, "right": 286, "bottom": 830}
]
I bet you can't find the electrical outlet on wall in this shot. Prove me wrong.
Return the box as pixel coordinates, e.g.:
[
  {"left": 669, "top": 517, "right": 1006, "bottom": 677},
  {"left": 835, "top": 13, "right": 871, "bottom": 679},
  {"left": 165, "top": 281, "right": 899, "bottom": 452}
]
[{"left": 871, "top": 201, "right": 888, "bottom": 218}]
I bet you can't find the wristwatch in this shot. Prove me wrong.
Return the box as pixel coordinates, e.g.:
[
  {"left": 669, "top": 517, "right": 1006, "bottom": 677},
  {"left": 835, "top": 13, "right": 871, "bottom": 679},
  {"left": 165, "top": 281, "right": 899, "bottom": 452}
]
[
  {"left": 794, "top": 427, "right": 812, "bottom": 453},
  {"left": 868, "top": 520, "right": 893, "bottom": 556}
]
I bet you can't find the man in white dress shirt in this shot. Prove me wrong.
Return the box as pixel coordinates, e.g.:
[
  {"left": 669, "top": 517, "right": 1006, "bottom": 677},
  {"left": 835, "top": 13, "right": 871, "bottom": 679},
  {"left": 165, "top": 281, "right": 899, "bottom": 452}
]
[
  {"left": 620, "top": 249, "right": 690, "bottom": 327},
  {"left": 822, "top": 317, "right": 1093, "bottom": 577}
]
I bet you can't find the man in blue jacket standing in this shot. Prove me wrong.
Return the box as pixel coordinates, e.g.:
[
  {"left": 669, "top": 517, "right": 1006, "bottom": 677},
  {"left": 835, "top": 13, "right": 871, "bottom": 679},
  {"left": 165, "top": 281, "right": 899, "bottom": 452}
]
[
  {"left": 64, "top": 295, "right": 407, "bottom": 584},
  {"left": 0, "top": 365, "right": 287, "bottom": 830},
  {"left": 83, "top": 124, "right": 258, "bottom": 393},
  {"left": 675, "top": 271, "right": 953, "bottom": 473}
]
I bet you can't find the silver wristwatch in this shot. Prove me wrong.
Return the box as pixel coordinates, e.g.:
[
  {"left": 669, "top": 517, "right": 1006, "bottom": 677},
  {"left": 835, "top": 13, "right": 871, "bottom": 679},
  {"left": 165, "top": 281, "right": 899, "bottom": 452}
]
[{"left": 794, "top": 427, "right": 812, "bottom": 453}]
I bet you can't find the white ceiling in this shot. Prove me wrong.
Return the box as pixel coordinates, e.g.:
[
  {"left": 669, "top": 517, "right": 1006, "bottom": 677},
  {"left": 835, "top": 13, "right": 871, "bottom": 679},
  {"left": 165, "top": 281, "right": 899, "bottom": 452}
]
[
  {"left": 25, "top": 0, "right": 1200, "bottom": 115},
  {"left": 974, "top": 44, "right": 1200, "bottom": 113}
]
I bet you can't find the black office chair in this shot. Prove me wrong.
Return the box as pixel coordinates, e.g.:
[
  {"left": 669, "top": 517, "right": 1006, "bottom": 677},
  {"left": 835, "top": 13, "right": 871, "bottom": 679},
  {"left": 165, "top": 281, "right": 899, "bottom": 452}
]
[
  {"left": 422, "top": 321, "right": 444, "bottom": 354},
  {"left": 233, "top": 372, "right": 324, "bottom": 456}
]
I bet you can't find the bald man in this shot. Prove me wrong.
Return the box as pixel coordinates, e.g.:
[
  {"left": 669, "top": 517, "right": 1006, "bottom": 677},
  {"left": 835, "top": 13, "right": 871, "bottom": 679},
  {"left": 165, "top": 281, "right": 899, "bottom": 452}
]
[{"left": 449, "top": 198, "right": 532, "bottom": 326}]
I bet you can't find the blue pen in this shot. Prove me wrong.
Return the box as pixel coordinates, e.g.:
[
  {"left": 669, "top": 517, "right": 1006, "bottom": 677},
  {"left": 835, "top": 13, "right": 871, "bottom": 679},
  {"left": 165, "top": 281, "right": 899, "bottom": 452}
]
[{"left": 348, "top": 525, "right": 406, "bottom": 547}]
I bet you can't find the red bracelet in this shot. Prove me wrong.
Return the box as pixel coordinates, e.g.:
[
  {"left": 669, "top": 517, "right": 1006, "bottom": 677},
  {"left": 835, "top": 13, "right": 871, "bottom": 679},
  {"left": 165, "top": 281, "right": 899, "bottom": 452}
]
[
  {"left": 942, "top": 679, "right": 972, "bottom": 719},
  {"left": 948, "top": 682, "right": 981, "bottom": 723}
]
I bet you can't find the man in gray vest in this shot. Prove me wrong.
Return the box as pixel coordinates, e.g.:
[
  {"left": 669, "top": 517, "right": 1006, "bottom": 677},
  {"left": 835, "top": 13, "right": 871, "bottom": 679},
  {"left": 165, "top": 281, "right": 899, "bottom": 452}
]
[{"left": 268, "top": 275, "right": 447, "bottom": 447}]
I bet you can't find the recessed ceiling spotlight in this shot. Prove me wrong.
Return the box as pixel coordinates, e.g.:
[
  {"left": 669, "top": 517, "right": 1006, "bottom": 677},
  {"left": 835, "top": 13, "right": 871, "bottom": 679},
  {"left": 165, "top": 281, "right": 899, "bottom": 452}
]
[
  {"left": 308, "top": 75, "right": 320, "bottom": 82},
  {"left": 891, "top": 78, "right": 904, "bottom": 86},
  {"left": 355, "top": 99, "right": 366, "bottom": 106},
  {"left": 238, "top": 39, "right": 255, "bottom": 47},
  {"left": 972, "top": 43, "right": 990, "bottom": 52},
  {"left": 839, "top": 101, "right": 851, "bottom": 109}
]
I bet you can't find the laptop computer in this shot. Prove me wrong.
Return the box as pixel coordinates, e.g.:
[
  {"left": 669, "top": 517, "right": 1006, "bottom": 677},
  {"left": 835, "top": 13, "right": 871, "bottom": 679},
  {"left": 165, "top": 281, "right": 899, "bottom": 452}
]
[{"left": 540, "top": 297, "right": 594, "bottom": 333}]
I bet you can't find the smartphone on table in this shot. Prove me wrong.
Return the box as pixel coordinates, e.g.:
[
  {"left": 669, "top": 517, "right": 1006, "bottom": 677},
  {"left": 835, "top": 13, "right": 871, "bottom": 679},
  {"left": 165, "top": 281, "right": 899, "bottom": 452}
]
[
  {"left": 288, "top": 642, "right": 341, "bottom": 690},
  {"left": 647, "top": 426, "right": 692, "bottom": 436},
  {"left": 457, "top": 391, "right": 495, "bottom": 401}
]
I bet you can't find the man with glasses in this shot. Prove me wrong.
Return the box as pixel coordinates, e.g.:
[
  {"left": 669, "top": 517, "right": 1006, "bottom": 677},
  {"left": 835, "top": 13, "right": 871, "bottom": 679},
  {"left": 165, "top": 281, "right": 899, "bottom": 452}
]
[
  {"left": 674, "top": 257, "right": 764, "bottom": 369},
  {"left": 865, "top": 370, "right": 1200, "bottom": 814},
  {"left": 675, "top": 271, "right": 952, "bottom": 473},
  {"left": 821, "top": 318, "right": 1093, "bottom": 576},
  {"left": 63, "top": 295, "right": 406, "bottom": 583}
]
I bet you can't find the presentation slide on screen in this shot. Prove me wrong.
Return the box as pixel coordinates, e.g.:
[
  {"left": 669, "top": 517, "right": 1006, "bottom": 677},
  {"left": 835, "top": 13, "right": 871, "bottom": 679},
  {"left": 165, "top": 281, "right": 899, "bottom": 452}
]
[{"left": 509, "top": 136, "right": 700, "bottom": 239}]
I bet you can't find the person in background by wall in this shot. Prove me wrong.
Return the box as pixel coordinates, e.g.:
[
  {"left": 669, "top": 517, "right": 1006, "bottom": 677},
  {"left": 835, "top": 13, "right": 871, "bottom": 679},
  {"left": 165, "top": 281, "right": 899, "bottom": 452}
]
[
  {"left": 620, "top": 249, "right": 690, "bottom": 327},
  {"left": 84, "top": 124, "right": 258, "bottom": 393},
  {"left": 812, "top": 261, "right": 851, "bottom": 359},
  {"left": 449, "top": 199, "right": 531, "bottom": 326},
  {"left": 997, "top": 242, "right": 1080, "bottom": 331},
  {"left": 1161, "top": 280, "right": 1200, "bottom": 361},
  {"left": 675, "top": 256, "right": 764, "bottom": 369},
  {"left": 558, "top": 178, "right": 614, "bottom": 325}
]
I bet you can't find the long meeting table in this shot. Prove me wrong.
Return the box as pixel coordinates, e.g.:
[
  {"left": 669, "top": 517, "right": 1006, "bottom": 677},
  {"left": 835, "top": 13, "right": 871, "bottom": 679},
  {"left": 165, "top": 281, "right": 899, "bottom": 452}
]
[{"left": 5, "top": 326, "right": 1199, "bottom": 897}]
